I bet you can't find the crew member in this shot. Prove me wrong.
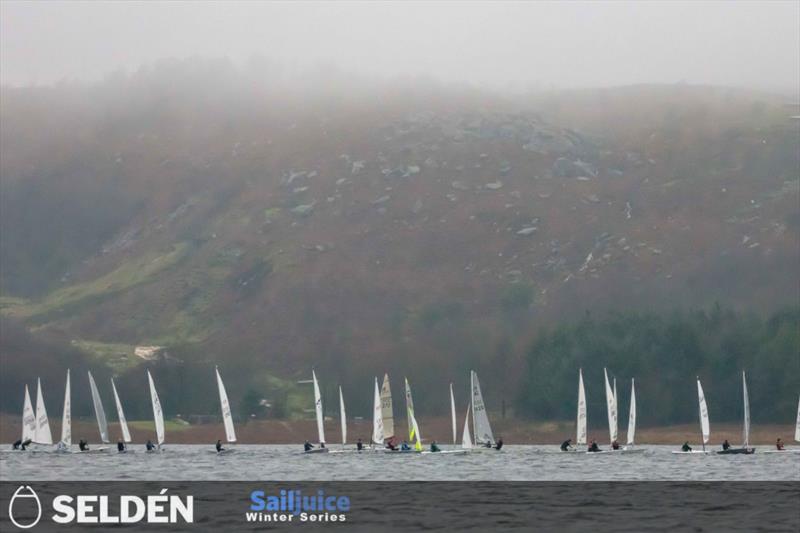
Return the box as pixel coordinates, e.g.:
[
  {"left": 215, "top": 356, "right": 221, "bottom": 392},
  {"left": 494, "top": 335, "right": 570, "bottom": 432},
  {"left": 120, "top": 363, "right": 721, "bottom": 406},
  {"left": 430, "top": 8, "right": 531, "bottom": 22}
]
[{"left": 560, "top": 438, "right": 573, "bottom": 452}]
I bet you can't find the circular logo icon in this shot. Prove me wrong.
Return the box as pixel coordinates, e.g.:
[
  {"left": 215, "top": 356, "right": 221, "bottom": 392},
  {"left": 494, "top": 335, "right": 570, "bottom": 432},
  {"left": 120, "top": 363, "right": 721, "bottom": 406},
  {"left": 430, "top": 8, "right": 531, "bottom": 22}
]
[{"left": 8, "top": 485, "right": 42, "bottom": 529}]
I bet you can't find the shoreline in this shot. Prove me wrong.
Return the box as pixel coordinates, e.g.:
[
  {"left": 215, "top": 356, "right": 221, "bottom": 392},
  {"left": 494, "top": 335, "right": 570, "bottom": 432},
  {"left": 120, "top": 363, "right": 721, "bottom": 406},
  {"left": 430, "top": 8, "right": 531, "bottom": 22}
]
[{"left": 1, "top": 415, "right": 793, "bottom": 447}]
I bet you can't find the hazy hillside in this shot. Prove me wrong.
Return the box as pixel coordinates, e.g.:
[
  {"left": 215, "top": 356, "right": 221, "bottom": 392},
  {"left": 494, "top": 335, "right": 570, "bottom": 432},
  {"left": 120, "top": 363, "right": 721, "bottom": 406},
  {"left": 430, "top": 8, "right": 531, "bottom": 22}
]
[{"left": 1, "top": 60, "right": 798, "bottom": 422}]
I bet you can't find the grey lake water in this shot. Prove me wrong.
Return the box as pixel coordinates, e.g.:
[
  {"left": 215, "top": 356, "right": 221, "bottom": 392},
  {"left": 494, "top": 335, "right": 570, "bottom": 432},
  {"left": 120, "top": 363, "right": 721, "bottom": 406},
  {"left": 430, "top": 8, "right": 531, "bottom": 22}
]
[{"left": 2, "top": 445, "right": 799, "bottom": 481}]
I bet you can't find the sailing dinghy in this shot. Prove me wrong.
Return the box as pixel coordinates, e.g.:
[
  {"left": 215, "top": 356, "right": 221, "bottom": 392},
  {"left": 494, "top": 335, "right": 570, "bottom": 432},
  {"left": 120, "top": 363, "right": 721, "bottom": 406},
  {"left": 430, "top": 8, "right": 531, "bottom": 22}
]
[
  {"left": 29, "top": 378, "right": 54, "bottom": 451},
  {"left": 56, "top": 370, "right": 72, "bottom": 452},
  {"left": 763, "top": 395, "right": 800, "bottom": 453},
  {"left": 211, "top": 366, "right": 237, "bottom": 454},
  {"left": 371, "top": 377, "right": 384, "bottom": 450},
  {"left": 450, "top": 383, "right": 457, "bottom": 447},
  {"left": 111, "top": 378, "right": 133, "bottom": 453},
  {"left": 86, "top": 371, "right": 111, "bottom": 452},
  {"left": 471, "top": 371, "right": 497, "bottom": 450},
  {"left": 617, "top": 378, "right": 645, "bottom": 454},
  {"left": 329, "top": 386, "right": 359, "bottom": 454},
  {"left": 672, "top": 378, "right": 712, "bottom": 454},
  {"left": 400, "top": 378, "right": 424, "bottom": 453},
  {"left": 717, "top": 371, "right": 755, "bottom": 455},
  {"left": 305, "top": 370, "right": 329, "bottom": 453},
  {"left": 147, "top": 370, "right": 166, "bottom": 452},
  {"left": 8, "top": 385, "right": 37, "bottom": 452},
  {"left": 380, "top": 373, "right": 396, "bottom": 448}
]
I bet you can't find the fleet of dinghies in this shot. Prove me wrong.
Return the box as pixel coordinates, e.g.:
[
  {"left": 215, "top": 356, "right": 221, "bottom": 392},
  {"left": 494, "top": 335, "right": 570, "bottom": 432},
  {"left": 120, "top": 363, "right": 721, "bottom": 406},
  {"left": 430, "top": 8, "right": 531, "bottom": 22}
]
[{"left": 8, "top": 368, "right": 800, "bottom": 456}]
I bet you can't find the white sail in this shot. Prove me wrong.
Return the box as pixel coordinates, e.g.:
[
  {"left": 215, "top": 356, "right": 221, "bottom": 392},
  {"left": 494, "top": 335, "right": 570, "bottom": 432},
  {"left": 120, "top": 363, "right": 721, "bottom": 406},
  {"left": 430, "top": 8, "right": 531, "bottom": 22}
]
[
  {"left": 577, "top": 369, "right": 587, "bottom": 445},
  {"left": 697, "top": 378, "right": 710, "bottom": 445},
  {"left": 339, "top": 386, "right": 347, "bottom": 445},
  {"left": 111, "top": 378, "right": 132, "bottom": 443},
  {"left": 88, "top": 371, "right": 109, "bottom": 444},
  {"left": 371, "top": 378, "right": 384, "bottom": 445},
  {"left": 626, "top": 378, "right": 636, "bottom": 446},
  {"left": 613, "top": 377, "right": 619, "bottom": 441},
  {"left": 215, "top": 367, "right": 236, "bottom": 443},
  {"left": 471, "top": 370, "right": 494, "bottom": 445},
  {"left": 33, "top": 378, "right": 53, "bottom": 445},
  {"left": 21, "top": 385, "right": 36, "bottom": 443},
  {"left": 60, "top": 370, "right": 71, "bottom": 447},
  {"left": 380, "top": 373, "right": 394, "bottom": 441},
  {"left": 461, "top": 404, "right": 473, "bottom": 449},
  {"left": 404, "top": 378, "right": 422, "bottom": 450},
  {"left": 795, "top": 395, "right": 800, "bottom": 443},
  {"left": 742, "top": 371, "right": 750, "bottom": 448},
  {"left": 450, "top": 383, "right": 457, "bottom": 445},
  {"left": 312, "top": 370, "right": 326, "bottom": 445},
  {"left": 603, "top": 368, "right": 618, "bottom": 444},
  {"left": 147, "top": 370, "right": 165, "bottom": 446}
]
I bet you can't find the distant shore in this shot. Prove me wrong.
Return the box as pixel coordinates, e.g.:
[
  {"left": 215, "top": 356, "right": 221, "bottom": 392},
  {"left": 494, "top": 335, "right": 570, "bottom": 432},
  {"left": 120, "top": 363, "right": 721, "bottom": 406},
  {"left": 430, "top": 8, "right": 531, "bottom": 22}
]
[{"left": 1, "top": 414, "right": 793, "bottom": 447}]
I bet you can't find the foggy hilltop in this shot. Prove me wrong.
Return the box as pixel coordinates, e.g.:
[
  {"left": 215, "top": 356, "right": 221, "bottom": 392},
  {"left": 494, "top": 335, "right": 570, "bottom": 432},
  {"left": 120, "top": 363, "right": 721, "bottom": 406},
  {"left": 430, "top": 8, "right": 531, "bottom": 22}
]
[{"left": 1, "top": 59, "right": 798, "bottom": 425}]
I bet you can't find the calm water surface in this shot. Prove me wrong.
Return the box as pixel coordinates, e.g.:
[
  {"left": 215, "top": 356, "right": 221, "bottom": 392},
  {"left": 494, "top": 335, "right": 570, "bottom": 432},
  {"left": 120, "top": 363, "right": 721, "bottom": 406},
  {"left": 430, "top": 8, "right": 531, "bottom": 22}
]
[{"left": 1, "top": 445, "right": 798, "bottom": 481}]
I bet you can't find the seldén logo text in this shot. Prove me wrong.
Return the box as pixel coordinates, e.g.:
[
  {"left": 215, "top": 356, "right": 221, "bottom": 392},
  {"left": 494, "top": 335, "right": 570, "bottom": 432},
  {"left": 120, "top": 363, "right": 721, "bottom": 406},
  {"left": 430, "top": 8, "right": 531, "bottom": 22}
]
[
  {"left": 8, "top": 485, "right": 193, "bottom": 527},
  {"left": 248, "top": 488, "right": 350, "bottom": 523}
]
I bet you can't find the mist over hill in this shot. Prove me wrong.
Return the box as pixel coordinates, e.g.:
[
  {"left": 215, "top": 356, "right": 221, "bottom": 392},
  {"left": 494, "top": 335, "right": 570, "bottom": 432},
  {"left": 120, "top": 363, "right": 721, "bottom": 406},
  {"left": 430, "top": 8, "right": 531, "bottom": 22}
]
[{"left": 1, "top": 59, "right": 798, "bottom": 423}]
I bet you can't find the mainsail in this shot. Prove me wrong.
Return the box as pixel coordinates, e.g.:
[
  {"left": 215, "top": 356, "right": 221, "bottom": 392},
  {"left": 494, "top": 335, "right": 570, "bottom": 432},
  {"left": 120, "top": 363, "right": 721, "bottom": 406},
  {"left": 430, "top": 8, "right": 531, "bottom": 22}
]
[
  {"left": 33, "top": 378, "right": 53, "bottom": 445},
  {"left": 626, "top": 378, "right": 636, "bottom": 446},
  {"left": 88, "top": 371, "right": 109, "bottom": 443},
  {"left": 404, "top": 378, "right": 422, "bottom": 451},
  {"left": 795, "top": 395, "right": 800, "bottom": 443},
  {"left": 147, "top": 370, "right": 165, "bottom": 446},
  {"left": 697, "top": 378, "right": 710, "bottom": 447},
  {"left": 450, "top": 383, "right": 457, "bottom": 445},
  {"left": 339, "top": 386, "right": 347, "bottom": 445},
  {"left": 577, "top": 369, "right": 587, "bottom": 445},
  {"left": 111, "top": 378, "right": 132, "bottom": 443},
  {"left": 470, "top": 371, "right": 494, "bottom": 445},
  {"left": 371, "top": 378, "right": 384, "bottom": 445},
  {"left": 216, "top": 367, "right": 236, "bottom": 443},
  {"left": 21, "top": 385, "right": 36, "bottom": 443},
  {"left": 312, "top": 370, "right": 326, "bottom": 445},
  {"left": 380, "top": 374, "right": 394, "bottom": 441},
  {"left": 742, "top": 371, "right": 750, "bottom": 448},
  {"left": 461, "top": 404, "right": 473, "bottom": 449},
  {"left": 60, "top": 370, "right": 71, "bottom": 447},
  {"left": 603, "top": 368, "right": 618, "bottom": 444}
]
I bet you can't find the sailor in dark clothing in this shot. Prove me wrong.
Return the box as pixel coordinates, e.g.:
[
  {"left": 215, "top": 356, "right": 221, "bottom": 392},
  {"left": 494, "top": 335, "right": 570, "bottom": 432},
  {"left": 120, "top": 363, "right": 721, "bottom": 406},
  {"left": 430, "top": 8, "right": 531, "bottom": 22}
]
[
  {"left": 356, "top": 438, "right": 363, "bottom": 451},
  {"left": 79, "top": 439, "right": 89, "bottom": 452},
  {"left": 484, "top": 441, "right": 492, "bottom": 448},
  {"left": 320, "top": 442, "right": 326, "bottom": 449},
  {"left": 304, "top": 440, "right": 314, "bottom": 452},
  {"left": 117, "top": 439, "right": 125, "bottom": 452},
  {"left": 588, "top": 439, "right": 600, "bottom": 452},
  {"left": 216, "top": 439, "right": 224, "bottom": 453},
  {"left": 12, "top": 439, "right": 22, "bottom": 450},
  {"left": 722, "top": 439, "right": 731, "bottom": 451},
  {"left": 681, "top": 442, "right": 692, "bottom": 452},
  {"left": 386, "top": 440, "right": 397, "bottom": 451},
  {"left": 611, "top": 440, "right": 620, "bottom": 450},
  {"left": 400, "top": 441, "right": 411, "bottom": 451},
  {"left": 776, "top": 438, "right": 785, "bottom": 451},
  {"left": 560, "top": 439, "right": 573, "bottom": 451},
  {"left": 146, "top": 440, "right": 155, "bottom": 451},
  {"left": 494, "top": 438, "right": 503, "bottom": 451},
  {"left": 430, "top": 441, "right": 441, "bottom": 452}
]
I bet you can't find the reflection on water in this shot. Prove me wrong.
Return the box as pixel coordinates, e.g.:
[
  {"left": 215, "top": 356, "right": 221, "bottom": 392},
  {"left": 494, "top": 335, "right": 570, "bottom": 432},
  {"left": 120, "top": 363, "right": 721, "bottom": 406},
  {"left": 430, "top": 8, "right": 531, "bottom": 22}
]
[{"left": 1, "top": 445, "right": 798, "bottom": 481}]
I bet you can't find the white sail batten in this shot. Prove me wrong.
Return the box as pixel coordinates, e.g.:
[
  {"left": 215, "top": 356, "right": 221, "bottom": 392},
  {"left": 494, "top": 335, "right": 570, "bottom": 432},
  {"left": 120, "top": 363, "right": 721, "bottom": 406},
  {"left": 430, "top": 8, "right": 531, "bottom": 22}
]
[
  {"left": 372, "top": 378, "right": 384, "bottom": 445},
  {"left": 742, "top": 371, "right": 750, "bottom": 448},
  {"left": 111, "top": 378, "right": 132, "bottom": 443},
  {"left": 312, "top": 370, "right": 326, "bottom": 445},
  {"left": 380, "top": 374, "right": 394, "bottom": 441},
  {"left": 216, "top": 367, "right": 236, "bottom": 443},
  {"left": 461, "top": 404, "right": 473, "bottom": 449},
  {"left": 339, "top": 386, "right": 347, "bottom": 445},
  {"left": 697, "top": 378, "right": 710, "bottom": 445},
  {"left": 33, "top": 378, "right": 53, "bottom": 445},
  {"left": 88, "top": 371, "right": 110, "bottom": 444},
  {"left": 577, "top": 369, "right": 587, "bottom": 445},
  {"left": 470, "top": 371, "right": 494, "bottom": 445},
  {"left": 147, "top": 370, "right": 165, "bottom": 446},
  {"left": 626, "top": 378, "right": 636, "bottom": 446},
  {"left": 60, "top": 370, "right": 71, "bottom": 447},
  {"left": 450, "top": 383, "right": 457, "bottom": 445},
  {"left": 21, "top": 385, "right": 36, "bottom": 443},
  {"left": 603, "top": 368, "right": 618, "bottom": 444}
]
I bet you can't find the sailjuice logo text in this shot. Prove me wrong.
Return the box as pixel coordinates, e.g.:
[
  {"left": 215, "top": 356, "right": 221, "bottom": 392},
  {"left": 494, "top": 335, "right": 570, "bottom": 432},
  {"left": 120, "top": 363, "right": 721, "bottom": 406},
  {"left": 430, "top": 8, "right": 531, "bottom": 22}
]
[{"left": 248, "top": 489, "right": 349, "bottom": 523}]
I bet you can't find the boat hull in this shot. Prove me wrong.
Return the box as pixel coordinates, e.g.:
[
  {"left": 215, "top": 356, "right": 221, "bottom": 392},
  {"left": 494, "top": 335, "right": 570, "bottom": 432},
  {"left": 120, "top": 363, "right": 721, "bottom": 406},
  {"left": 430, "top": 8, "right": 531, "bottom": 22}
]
[{"left": 716, "top": 448, "right": 755, "bottom": 455}]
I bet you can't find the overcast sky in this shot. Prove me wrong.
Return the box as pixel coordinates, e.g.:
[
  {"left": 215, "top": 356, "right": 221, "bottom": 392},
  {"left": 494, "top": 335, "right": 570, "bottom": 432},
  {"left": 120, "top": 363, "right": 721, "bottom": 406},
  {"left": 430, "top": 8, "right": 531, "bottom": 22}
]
[{"left": 1, "top": 1, "right": 798, "bottom": 92}]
